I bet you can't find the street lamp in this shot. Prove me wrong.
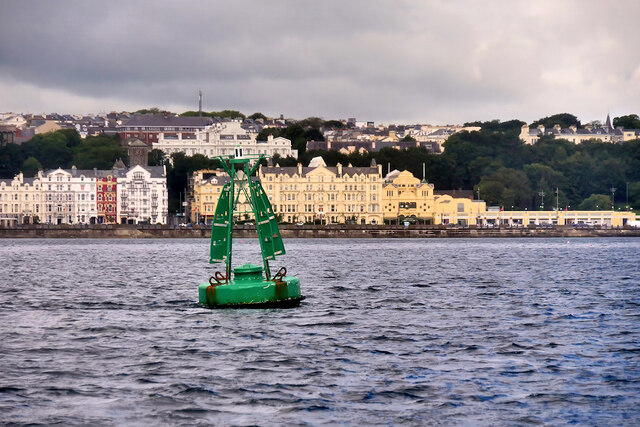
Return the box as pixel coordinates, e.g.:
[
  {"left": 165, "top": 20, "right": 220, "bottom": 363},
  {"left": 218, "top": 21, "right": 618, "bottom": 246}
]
[
  {"left": 538, "top": 190, "right": 545, "bottom": 210},
  {"left": 610, "top": 186, "right": 616, "bottom": 210},
  {"left": 627, "top": 182, "right": 629, "bottom": 211}
]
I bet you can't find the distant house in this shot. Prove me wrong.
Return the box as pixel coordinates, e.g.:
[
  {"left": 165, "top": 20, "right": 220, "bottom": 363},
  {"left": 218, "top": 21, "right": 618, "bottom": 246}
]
[
  {"left": 0, "top": 125, "right": 17, "bottom": 145},
  {"left": 33, "top": 120, "right": 62, "bottom": 134},
  {"left": 519, "top": 114, "right": 640, "bottom": 144},
  {"left": 0, "top": 114, "right": 27, "bottom": 128}
]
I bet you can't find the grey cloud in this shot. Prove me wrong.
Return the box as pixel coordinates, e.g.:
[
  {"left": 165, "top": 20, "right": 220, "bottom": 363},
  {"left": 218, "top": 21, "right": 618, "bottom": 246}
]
[{"left": 1, "top": 0, "right": 639, "bottom": 123}]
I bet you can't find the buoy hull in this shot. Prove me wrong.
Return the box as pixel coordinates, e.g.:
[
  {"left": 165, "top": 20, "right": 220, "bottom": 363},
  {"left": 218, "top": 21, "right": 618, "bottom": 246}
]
[{"left": 198, "top": 276, "right": 303, "bottom": 308}]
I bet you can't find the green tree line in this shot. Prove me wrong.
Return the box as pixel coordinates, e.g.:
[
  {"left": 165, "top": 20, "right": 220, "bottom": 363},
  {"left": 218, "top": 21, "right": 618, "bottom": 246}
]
[{"left": 0, "top": 129, "right": 128, "bottom": 178}]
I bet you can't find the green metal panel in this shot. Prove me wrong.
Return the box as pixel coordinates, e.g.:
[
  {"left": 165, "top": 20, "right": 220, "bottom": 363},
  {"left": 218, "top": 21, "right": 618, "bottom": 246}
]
[
  {"left": 250, "top": 180, "right": 285, "bottom": 261},
  {"left": 209, "top": 182, "right": 232, "bottom": 264}
]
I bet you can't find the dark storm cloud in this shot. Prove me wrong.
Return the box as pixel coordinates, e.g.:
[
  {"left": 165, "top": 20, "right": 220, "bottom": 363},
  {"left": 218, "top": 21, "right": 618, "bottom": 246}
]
[{"left": 1, "top": 0, "right": 639, "bottom": 123}]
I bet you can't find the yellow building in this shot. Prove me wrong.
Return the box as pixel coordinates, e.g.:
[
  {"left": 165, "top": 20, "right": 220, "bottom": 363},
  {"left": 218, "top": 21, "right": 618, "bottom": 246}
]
[
  {"left": 190, "top": 168, "right": 266, "bottom": 224},
  {"left": 190, "top": 169, "right": 229, "bottom": 224},
  {"left": 259, "top": 157, "right": 384, "bottom": 224},
  {"left": 190, "top": 160, "right": 637, "bottom": 227},
  {"left": 382, "top": 170, "right": 486, "bottom": 225}
]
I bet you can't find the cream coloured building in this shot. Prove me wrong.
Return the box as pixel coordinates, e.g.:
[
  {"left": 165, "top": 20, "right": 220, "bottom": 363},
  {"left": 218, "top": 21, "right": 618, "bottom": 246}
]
[
  {"left": 0, "top": 172, "right": 44, "bottom": 226},
  {"left": 155, "top": 121, "right": 297, "bottom": 159},
  {"left": 479, "top": 209, "right": 636, "bottom": 228}
]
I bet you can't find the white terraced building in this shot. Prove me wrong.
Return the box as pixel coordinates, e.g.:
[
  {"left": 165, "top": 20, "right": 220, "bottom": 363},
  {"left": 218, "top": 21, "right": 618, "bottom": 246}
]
[
  {"left": 42, "top": 167, "right": 98, "bottom": 225},
  {"left": 117, "top": 165, "right": 168, "bottom": 224},
  {"left": 0, "top": 164, "right": 168, "bottom": 226},
  {"left": 154, "top": 121, "right": 297, "bottom": 159}
]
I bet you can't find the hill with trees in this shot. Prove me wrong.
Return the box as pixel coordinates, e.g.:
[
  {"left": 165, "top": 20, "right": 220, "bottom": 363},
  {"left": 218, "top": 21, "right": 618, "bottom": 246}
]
[{"left": 1, "top": 114, "right": 639, "bottom": 213}]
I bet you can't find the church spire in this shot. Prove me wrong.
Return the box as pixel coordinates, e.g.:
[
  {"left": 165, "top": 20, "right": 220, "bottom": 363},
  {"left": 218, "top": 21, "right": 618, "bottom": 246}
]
[{"left": 605, "top": 112, "right": 612, "bottom": 131}]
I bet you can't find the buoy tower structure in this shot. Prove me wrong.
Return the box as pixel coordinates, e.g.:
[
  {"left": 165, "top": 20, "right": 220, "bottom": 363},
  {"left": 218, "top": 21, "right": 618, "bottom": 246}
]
[{"left": 198, "top": 153, "right": 303, "bottom": 308}]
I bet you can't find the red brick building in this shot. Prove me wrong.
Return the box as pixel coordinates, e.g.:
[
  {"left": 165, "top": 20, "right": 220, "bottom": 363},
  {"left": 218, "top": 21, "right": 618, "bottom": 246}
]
[
  {"left": 117, "top": 114, "right": 213, "bottom": 146},
  {"left": 96, "top": 174, "right": 117, "bottom": 224}
]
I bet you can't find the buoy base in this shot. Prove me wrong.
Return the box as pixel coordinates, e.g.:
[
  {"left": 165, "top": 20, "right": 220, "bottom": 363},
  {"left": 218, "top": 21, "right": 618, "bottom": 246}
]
[{"left": 198, "top": 275, "right": 303, "bottom": 309}]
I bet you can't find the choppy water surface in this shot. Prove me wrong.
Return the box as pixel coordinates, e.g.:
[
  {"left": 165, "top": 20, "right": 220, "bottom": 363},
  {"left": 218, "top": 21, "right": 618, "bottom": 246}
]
[{"left": 1, "top": 238, "right": 639, "bottom": 425}]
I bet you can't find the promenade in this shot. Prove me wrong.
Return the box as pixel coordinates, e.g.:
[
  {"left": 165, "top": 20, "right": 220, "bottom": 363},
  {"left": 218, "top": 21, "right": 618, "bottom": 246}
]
[{"left": 1, "top": 224, "right": 639, "bottom": 238}]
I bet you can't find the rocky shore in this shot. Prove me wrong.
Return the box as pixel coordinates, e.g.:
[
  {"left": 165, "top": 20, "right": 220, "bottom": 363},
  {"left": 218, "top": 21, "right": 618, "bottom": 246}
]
[{"left": 1, "top": 224, "right": 639, "bottom": 238}]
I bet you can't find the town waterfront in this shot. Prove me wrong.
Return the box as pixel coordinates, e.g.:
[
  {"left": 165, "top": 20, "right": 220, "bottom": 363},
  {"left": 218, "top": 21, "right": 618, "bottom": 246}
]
[{"left": 1, "top": 238, "right": 639, "bottom": 425}]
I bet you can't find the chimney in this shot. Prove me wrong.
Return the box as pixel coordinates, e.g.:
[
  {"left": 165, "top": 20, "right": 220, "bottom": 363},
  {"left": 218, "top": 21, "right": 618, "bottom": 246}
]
[
  {"left": 337, "top": 163, "right": 343, "bottom": 176},
  {"left": 297, "top": 163, "right": 302, "bottom": 175}
]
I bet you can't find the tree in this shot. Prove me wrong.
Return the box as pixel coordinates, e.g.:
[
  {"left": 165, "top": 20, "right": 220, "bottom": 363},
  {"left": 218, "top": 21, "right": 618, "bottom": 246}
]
[
  {"left": 134, "top": 107, "right": 173, "bottom": 115},
  {"left": 477, "top": 168, "right": 532, "bottom": 209},
  {"left": 578, "top": 194, "right": 611, "bottom": 210},
  {"left": 256, "top": 128, "right": 281, "bottom": 141},
  {"left": 530, "top": 113, "right": 581, "bottom": 129},
  {"left": 209, "top": 110, "right": 245, "bottom": 119},
  {"left": 180, "top": 110, "right": 211, "bottom": 117},
  {"left": 248, "top": 112, "right": 267, "bottom": 121},
  {"left": 464, "top": 119, "right": 526, "bottom": 133},
  {"left": 72, "top": 135, "right": 128, "bottom": 169},
  {"left": 627, "top": 181, "right": 640, "bottom": 209},
  {"left": 298, "top": 117, "right": 324, "bottom": 129},
  {"left": 282, "top": 124, "right": 307, "bottom": 154},
  {"left": 613, "top": 114, "right": 640, "bottom": 130},
  {"left": 57, "top": 128, "right": 82, "bottom": 148},
  {"left": 0, "top": 143, "right": 25, "bottom": 178},
  {"left": 148, "top": 149, "right": 166, "bottom": 166},
  {"left": 21, "top": 157, "right": 42, "bottom": 177},
  {"left": 304, "top": 128, "right": 324, "bottom": 142},
  {"left": 323, "top": 120, "right": 345, "bottom": 129},
  {"left": 21, "top": 132, "right": 73, "bottom": 169},
  {"left": 166, "top": 153, "right": 220, "bottom": 213},
  {"left": 401, "top": 134, "right": 416, "bottom": 142}
]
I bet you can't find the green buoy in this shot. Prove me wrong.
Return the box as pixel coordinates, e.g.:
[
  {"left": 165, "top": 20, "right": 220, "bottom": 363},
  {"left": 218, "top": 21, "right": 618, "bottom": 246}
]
[{"left": 198, "top": 154, "right": 304, "bottom": 308}]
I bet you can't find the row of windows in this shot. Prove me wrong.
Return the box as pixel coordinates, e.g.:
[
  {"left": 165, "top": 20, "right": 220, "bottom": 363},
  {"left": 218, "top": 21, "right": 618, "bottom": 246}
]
[
  {"left": 272, "top": 183, "right": 376, "bottom": 192},
  {"left": 266, "top": 175, "right": 377, "bottom": 183},
  {"left": 0, "top": 193, "right": 41, "bottom": 201}
]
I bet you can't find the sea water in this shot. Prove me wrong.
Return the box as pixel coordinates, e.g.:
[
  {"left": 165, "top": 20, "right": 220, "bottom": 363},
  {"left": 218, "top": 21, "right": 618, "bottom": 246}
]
[{"left": 1, "top": 238, "right": 639, "bottom": 425}]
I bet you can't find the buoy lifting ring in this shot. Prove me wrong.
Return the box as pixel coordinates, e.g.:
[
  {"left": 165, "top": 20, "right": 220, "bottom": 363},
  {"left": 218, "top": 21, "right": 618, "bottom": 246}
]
[
  {"left": 272, "top": 267, "right": 287, "bottom": 283},
  {"left": 209, "top": 271, "right": 227, "bottom": 286}
]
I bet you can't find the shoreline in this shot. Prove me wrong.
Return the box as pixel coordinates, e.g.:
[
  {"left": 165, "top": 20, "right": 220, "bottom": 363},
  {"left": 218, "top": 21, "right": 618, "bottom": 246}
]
[{"left": 1, "top": 224, "right": 639, "bottom": 238}]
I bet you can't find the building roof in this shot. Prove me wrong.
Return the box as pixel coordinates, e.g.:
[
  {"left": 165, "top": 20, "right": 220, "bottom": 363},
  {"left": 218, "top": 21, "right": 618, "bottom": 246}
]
[
  {"left": 434, "top": 190, "right": 474, "bottom": 199},
  {"left": 120, "top": 114, "right": 213, "bottom": 128},
  {"left": 262, "top": 165, "right": 378, "bottom": 177}
]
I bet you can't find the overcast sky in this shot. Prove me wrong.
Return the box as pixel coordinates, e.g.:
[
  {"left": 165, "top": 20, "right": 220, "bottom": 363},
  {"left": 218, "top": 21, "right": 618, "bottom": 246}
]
[{"left": 1, "top": 0, "right": 639, "bottom": 125}]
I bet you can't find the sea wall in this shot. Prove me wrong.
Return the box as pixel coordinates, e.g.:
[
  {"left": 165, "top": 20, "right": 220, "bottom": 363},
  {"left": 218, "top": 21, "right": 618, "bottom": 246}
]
[{"left": 1, "top": 224, "right": 639, "bottom": 238}]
